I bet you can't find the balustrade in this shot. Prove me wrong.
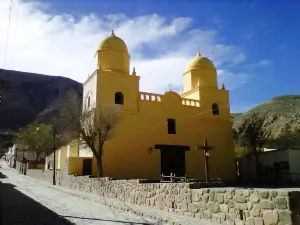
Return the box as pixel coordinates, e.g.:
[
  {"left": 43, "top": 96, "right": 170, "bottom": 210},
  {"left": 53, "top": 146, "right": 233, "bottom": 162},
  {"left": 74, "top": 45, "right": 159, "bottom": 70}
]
[
  {"left": 139, "top": 92, "right": 200, "bottom": 107},
  {"left": 182, "top": 98, "right": 200, "bottom": 107},
  {"left": 140, "top": 92, "right": 162, "bottom": 102}
]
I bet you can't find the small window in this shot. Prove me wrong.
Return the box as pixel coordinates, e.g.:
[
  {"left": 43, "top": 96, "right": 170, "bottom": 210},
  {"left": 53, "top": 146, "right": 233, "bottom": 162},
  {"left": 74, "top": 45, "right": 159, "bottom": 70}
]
[
  {"left": 167, "top": 119, "right": 176, "bottom": 134},
  {"left": 115, "top": 92, "right": 124, "bottom": 105},
  {"left": 212, "top": 103, "right": 219, "bottom": 115},
  {"left": 87, "top": 96, "right": 91, "bottom": 108}
]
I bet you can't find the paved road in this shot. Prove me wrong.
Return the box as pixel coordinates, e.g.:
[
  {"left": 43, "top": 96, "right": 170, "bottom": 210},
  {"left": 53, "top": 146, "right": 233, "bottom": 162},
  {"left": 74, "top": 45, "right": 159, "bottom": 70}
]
[
  {"left": 0, "top": 160, "right": 208, "bottom": 225},
  {"left": 0, "top": 160, "right": 157, "bottom": 225}
]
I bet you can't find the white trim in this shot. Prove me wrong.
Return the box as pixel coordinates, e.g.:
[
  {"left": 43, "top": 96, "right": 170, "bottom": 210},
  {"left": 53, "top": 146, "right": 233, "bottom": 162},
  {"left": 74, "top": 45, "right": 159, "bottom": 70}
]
[
  {"left": 58, "top": 150, "right": 61, "bottom": 169},
  {"left": 67, "top": 145, "right": 70, "bottom": 158}
]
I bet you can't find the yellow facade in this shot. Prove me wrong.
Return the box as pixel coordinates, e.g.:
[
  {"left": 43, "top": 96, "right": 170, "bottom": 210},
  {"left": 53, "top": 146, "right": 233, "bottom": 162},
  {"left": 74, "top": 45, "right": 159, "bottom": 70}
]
[
  {"left": 55, "top": 141, "right": 80, "bottom": 171},
  {"left": 80, "top": 31, "right": 236, "bottom": 181}
]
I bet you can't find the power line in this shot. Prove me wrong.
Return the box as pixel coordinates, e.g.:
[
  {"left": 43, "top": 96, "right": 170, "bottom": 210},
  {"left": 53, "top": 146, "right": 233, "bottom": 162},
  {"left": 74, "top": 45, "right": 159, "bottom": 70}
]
[
  {"left": 1, "top": 0, "right": 14, "bottom": 105},
  {"left": 3, "top": 0, "right": 13, "bottom": 69},
  {"left": 10, "top": 0, "right": 20, "bottom": 67}
]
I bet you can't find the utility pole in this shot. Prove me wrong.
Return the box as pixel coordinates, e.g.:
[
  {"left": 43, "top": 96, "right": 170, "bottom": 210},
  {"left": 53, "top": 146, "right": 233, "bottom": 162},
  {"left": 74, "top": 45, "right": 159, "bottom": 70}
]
[{"left": 53, "top": 125, "right": 56, "bottom": 185}]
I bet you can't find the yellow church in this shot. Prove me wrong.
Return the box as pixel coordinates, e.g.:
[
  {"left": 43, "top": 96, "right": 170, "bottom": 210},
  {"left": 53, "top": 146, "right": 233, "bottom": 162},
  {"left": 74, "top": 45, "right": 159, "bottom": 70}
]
[{"left": 57, "top": 31, "right": 236, "bottom": 182}]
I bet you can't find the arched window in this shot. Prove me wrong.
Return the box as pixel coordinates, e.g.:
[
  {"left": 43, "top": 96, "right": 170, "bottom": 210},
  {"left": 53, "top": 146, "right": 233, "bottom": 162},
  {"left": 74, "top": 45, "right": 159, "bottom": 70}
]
[
  {"left": 212, "top": 103, "right": 219, "bottom": 115},
  {"left": 87, "top": 96, "right": 91, "bottom": 108},
  {"left": 115, "top": 92, "right": 124, "bottom": 105}
]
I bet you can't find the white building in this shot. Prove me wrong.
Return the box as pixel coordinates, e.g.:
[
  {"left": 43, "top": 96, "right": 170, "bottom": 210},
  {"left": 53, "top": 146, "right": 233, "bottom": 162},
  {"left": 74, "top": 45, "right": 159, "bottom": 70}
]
[{"left": 240, "top": 148, "right": 300, "bottom": 183}]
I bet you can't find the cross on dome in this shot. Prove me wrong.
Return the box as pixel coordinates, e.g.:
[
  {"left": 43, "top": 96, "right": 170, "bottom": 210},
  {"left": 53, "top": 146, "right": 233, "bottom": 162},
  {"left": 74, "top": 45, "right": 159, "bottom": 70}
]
[
  {"left": 111, "top": 30, "right": 115, "bottom": 36},
  {"left": 132, "top": 66, "right": 136, "bottom": 75},
  {"left": 197, "top": 48, "right": 201, "bottom": 56}
]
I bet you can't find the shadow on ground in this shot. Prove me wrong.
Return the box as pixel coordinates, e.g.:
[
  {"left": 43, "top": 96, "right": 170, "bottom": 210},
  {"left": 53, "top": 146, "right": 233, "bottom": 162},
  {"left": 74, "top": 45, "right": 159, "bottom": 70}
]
[
  {"left": 0, "top": 170, "right": 154, "bottom": 225},
  {"left": 0, "top": 171, "right": 74, "bottom": 225}
]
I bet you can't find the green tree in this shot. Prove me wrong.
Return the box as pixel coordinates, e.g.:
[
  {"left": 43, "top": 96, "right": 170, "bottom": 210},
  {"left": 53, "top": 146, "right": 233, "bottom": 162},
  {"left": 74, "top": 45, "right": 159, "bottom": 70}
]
[
  {"left": 267, "top": 125, "right": 300, "bottom": 149},
  {"left": 232, "top": 127, "right": 250, "bottom": 157},
  {"left": 238, "top": 111, "right": 278, "bottom": 178},
  {"left": 15, "top": 122, "right": 54, "bottom": 164}
]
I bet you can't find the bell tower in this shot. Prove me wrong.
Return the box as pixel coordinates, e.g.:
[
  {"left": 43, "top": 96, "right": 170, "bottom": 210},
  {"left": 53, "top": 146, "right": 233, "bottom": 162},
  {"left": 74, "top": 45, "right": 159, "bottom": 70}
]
[
  {"left": 95, "top": 30, "right": 130, "bottom": 75},
  {"left": 92, "top": 31, "right": 140, "bottom": 112},
  {"left": 180, "top": 50, "right": 230, "bottom": 118}
]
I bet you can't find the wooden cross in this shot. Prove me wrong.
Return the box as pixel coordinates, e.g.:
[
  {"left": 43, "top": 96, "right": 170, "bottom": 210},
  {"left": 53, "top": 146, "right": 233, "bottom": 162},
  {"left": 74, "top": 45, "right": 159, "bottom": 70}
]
[{"left": 196, "top": 138, "right": 213, "bottom": 183}]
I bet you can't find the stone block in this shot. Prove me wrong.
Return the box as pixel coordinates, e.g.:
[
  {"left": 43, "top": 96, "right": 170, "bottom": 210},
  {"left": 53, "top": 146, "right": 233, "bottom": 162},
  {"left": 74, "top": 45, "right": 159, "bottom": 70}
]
[
  {"left": 184, "top": 212, "right": 194, "bottom": 217},
  {"left": 212, "top": 214, "right": 221, "bottom": 224},
  {"left": 235, "top": 203, "right": 248, "bottom": 210},
  {"left": 182, "top": 199, "right": 188, "bottom": 212},
  {"left": 254, "top": 218, "right": 263, "bottom": 225},
  {"left": 203, "top": 210, "right": 212, "bottom": 219},
  {"left": 235, "top": 190, "right": 243, "bottom": 196},
  {"left": 259, "top": 200, "right": 274, "bottom": 210},
  {"left": 224, "top": 216, "right": 235, "bottom": 225},
  {"left": 226, "top": 190, "right": 234, "bottom": 199},
  {"left": 229, "top": 208, "right": 238, "bottom": 219},
  {"left": 175, "top": 192, "right": 184, "bottom": 203},
  {"left": 191, "top": 190, "right": 199, "bottom": 202},
  {"left": 188, "top": 203, "right": 200, "bottom": 213},
  {"left": 194, "top": 212, "right": 204, "bottom": 219},
  {"left": 278, "top": 191, "right": 289, "bottom": 196},
  {"left": 220, "top": 204, "right": 229, "bottom": 213},
  {"left": 202, "top": 193, "right": 209, "bottom": 203},
  {"left": 228, "top": 200, "right": 235, "bottom": 208},
  {"left": 246, "top": 217, "right": 255, "bottom": 225},
  {"left": 247, "top": 202, "right": 253, "bottom": 210},
  {"left": 270, "top": 191, "right": 277, "bottom": 198},
  {"left": 263, "top": 210, "right": 279, "bottom": 225},
  {"left": 243, "top": 190, "right": 250, "bottom": 197},
  {"left": 185, "top": 194, "right": 192, "bottom": 204},
  {"left": 208, "top": 202, "right": 220, "bottom": 213},
  {"left": 278, "top": 210, "right": 292, "bottom": 225},
  {"left": 259, "top": 191, "right": 269, "bottom": 199},
  {"left": 275, "top": 197, "right": 288, "bottom": 209},
  {"left": 250, "top": 204, "right": 261, "bottom": 217},
  {"left": 216, "top": 194, "right": 224, "bottom": 204},
  {"left": 235, "top": 219, "right": 245, "bottom": 225},
  {"left": 234, "top": 196, "right": 247, "bottom": 203},
  {"left": 209, "top": 190, "right": 215, "bottom": 201}
]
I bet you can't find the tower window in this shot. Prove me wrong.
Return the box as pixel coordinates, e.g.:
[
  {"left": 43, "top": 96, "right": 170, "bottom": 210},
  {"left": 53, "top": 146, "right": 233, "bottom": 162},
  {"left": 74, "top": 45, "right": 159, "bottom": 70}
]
[
  {"left": 212, "top": 103, "right": 219, "bottom": 115},
  {"left": 115, "top": 92, "right": 124, "bottom": 105},
  {"left": 167, "top": 119, "right": 176, "bottom": 134},
  {"left": 87, "top": 96, "right": 91, "bottom": 108}
]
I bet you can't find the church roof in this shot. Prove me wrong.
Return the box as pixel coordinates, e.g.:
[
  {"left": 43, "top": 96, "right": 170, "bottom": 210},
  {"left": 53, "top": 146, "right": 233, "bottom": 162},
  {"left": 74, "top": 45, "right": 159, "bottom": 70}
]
[
  {"left": 97, "top": 30, "right": 128, "bottom": 54},
  {"left": 184, "top": 51, "right": 216, "bottom": 74}
]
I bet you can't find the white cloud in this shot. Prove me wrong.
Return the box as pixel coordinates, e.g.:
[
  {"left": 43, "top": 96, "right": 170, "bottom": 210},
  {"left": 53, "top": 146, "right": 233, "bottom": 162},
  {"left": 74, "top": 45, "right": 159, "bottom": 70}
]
[
  {"left": 259, "top": 60, "right": 272, "bottom": 66},
  {"left": 0, "top": 0, "right": 249, "bottom": 94},
  {"left": 217, "top": 69, "right": 250, "bottom": 90}
]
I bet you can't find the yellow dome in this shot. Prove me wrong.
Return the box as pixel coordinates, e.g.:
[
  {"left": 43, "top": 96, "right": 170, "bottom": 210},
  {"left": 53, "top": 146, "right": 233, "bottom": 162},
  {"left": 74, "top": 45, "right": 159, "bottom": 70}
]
[
  {"left": 97, "top": 30, "right": 128, "bottom": 53},
  {"left": 184, "top": 51, "right": 216, "bottom": 74}
]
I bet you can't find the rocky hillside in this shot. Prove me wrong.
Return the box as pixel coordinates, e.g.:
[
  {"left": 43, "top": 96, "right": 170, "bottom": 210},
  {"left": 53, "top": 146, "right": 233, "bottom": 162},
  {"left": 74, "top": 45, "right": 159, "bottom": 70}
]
[
  {"left": 0, "top": 69, "right": 82, "bottom": 133},
  {"left": 232, "top": 95, "right": 300, "bottom": 136}
]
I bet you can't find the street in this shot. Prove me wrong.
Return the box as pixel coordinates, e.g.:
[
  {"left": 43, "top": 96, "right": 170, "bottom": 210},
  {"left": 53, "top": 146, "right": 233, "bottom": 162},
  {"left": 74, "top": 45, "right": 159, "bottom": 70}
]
[
  {"left": 0, "top": 160, "right": 158, "bottom": 225},
  {"left": 0, "top": 160, "right": 207, "bottom": 225}
]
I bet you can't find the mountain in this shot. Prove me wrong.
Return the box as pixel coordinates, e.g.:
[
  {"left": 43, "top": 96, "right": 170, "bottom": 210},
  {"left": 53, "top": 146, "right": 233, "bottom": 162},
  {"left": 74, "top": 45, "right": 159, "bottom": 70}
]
[
  {"left": 0, "top": 69, "right": 82, "bottom": 133},
  {"left": 232, "top": 95, "right": 300, "bottom": 136}
]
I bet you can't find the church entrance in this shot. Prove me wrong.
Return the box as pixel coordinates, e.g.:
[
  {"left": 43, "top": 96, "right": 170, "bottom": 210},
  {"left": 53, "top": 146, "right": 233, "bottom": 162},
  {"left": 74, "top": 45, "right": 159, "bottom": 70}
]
[
  {"left": 155, "top": 144, "right": 190, "bottom": 177},
  {"left": 82, "top": 159, "right": 92, "bottom": 176}
]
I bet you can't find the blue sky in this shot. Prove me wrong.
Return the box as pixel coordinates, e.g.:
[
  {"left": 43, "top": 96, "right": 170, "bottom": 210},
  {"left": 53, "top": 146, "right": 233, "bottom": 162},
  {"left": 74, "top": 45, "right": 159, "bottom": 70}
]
[{"left": 1, "top": 0, "right": 299, "bottom": 112}]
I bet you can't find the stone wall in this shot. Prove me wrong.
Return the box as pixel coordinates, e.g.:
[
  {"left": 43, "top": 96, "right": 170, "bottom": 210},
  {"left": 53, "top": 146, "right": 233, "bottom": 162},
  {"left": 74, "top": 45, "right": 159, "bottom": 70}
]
[{"left": 57, "top": 173, "right": 299, "bottom": 225}]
